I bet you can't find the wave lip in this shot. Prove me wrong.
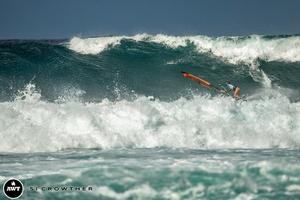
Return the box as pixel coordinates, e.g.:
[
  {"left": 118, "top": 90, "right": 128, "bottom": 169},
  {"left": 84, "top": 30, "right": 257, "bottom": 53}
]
[
  {"left": 68, "top": 36, "right": 124, "bottom": 54},
  {"left": 67, "top": 34, "right": 300, "bottom": 65},
  {"left": 68, "top": 34, "right": 148, "bottom": 54}
]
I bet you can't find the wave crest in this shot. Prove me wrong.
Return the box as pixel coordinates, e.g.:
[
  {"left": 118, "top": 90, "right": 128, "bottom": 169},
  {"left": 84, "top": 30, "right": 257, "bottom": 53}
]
[{"left": 67, "top": 34, "right": 300, "bottom": 65}]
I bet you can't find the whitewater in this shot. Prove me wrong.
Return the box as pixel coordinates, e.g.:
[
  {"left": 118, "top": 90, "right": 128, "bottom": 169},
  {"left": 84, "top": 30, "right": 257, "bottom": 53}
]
[
  {"left": 0, "top": 84, "right": 299, "bottom": 153},
  {"left": 1, "top": 34, "right": 300, "bottom": 199}
]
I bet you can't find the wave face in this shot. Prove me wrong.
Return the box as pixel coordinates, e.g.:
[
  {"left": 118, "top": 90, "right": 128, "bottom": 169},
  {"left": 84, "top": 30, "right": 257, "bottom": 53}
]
[{"left": 0, "top": 34, "right": 300, "bottom": 152}]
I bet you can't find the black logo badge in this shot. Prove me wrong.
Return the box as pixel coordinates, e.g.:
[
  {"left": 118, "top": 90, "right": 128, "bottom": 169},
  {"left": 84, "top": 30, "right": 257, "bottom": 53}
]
[{"left": 3, "top": 178, "right": 24, "bottom": 199}]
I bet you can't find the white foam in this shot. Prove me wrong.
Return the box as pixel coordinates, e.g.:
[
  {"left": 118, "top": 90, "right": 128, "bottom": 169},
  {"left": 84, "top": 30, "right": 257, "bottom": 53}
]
[
  {"left": 287, "top": 184, "right": 300, "bottom": 191},
  {"left": 67, "top": 34, "right": 300, "bottom": 65},
  {"left": 0, "top": 84, "right": 299, "bottom": 153},
  {"left": 95, "top": 184, "right": 156, "bottom": 199},
  {"left": 68, "top": 34, "right": 148, "bottom": 55},
  {"left": 68, "top": 36, "right": 124, "bottom": 54},
  {"left": 189, "top": 35, "right": 300, "bottom": 65},
  {"left": 95, "top": 184, "right": 204, "bottom": 199}
]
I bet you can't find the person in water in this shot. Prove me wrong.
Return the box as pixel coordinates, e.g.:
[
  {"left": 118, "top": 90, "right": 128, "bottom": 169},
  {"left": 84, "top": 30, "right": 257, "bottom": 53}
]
[{"left": 225, "top": 81, "right": 240, "bottom": 98}]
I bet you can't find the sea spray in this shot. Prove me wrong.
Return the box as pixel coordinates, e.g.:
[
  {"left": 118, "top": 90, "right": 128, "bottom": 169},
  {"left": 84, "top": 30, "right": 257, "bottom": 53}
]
[{"left": 0, "top": 83, "right": 299, "bottom": 153}]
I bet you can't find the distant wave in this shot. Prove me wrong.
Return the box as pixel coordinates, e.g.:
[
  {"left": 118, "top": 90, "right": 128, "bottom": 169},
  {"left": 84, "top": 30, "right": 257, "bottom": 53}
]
[{"left": 68, "top": 34, "right": 300, "bottom": 65}]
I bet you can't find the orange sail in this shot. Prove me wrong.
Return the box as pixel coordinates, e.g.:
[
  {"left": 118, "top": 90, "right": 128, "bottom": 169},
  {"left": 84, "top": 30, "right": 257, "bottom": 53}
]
[{"left": 181, "top": 71, "right": 212, "bottom": 89}]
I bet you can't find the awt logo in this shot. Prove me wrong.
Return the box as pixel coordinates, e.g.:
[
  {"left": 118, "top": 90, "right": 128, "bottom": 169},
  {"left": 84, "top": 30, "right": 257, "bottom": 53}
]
[{"left": 3, "top": 178, "right": 24, "bottom": 199}]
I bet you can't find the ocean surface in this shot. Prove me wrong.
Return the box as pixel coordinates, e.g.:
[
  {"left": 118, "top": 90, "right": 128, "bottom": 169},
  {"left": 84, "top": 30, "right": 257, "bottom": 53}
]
[{"left": 0, "top": 34, "right": 300, "bottom": 199}]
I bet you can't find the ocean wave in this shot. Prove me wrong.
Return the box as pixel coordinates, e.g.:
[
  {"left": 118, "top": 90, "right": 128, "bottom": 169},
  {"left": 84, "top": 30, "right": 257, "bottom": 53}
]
[
  {"left": 68, "top": 34, "right": 300, "bottom": 65},
  {"left": 0, "top": 84, "right": 299, "bottom": 153},
  {"left": 1, "top": 35, "right": 299, "bottom": 102}
]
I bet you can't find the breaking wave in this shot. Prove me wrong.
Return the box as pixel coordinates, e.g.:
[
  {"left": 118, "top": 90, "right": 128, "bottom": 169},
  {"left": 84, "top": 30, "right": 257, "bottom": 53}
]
[
  {"left": 68, "top": 34, "right": 300, "bottom": 65},
  {"left": 0, "top": 84, "right": 299, "bottom": 153}
]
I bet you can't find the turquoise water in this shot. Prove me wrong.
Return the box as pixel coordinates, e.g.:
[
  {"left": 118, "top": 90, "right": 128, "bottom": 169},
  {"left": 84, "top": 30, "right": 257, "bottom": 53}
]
[
  {"left": 0, "top": 34, "right": 300, "bottom": 199},
  {"left": 1, "top": 149, "right": 300, "bottom": 199}
]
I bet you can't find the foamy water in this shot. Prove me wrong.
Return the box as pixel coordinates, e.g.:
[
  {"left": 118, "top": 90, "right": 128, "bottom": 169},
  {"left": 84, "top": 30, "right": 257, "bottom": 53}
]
[{"left": 1, "top": 84, "right": 299, "bottom": 153}]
